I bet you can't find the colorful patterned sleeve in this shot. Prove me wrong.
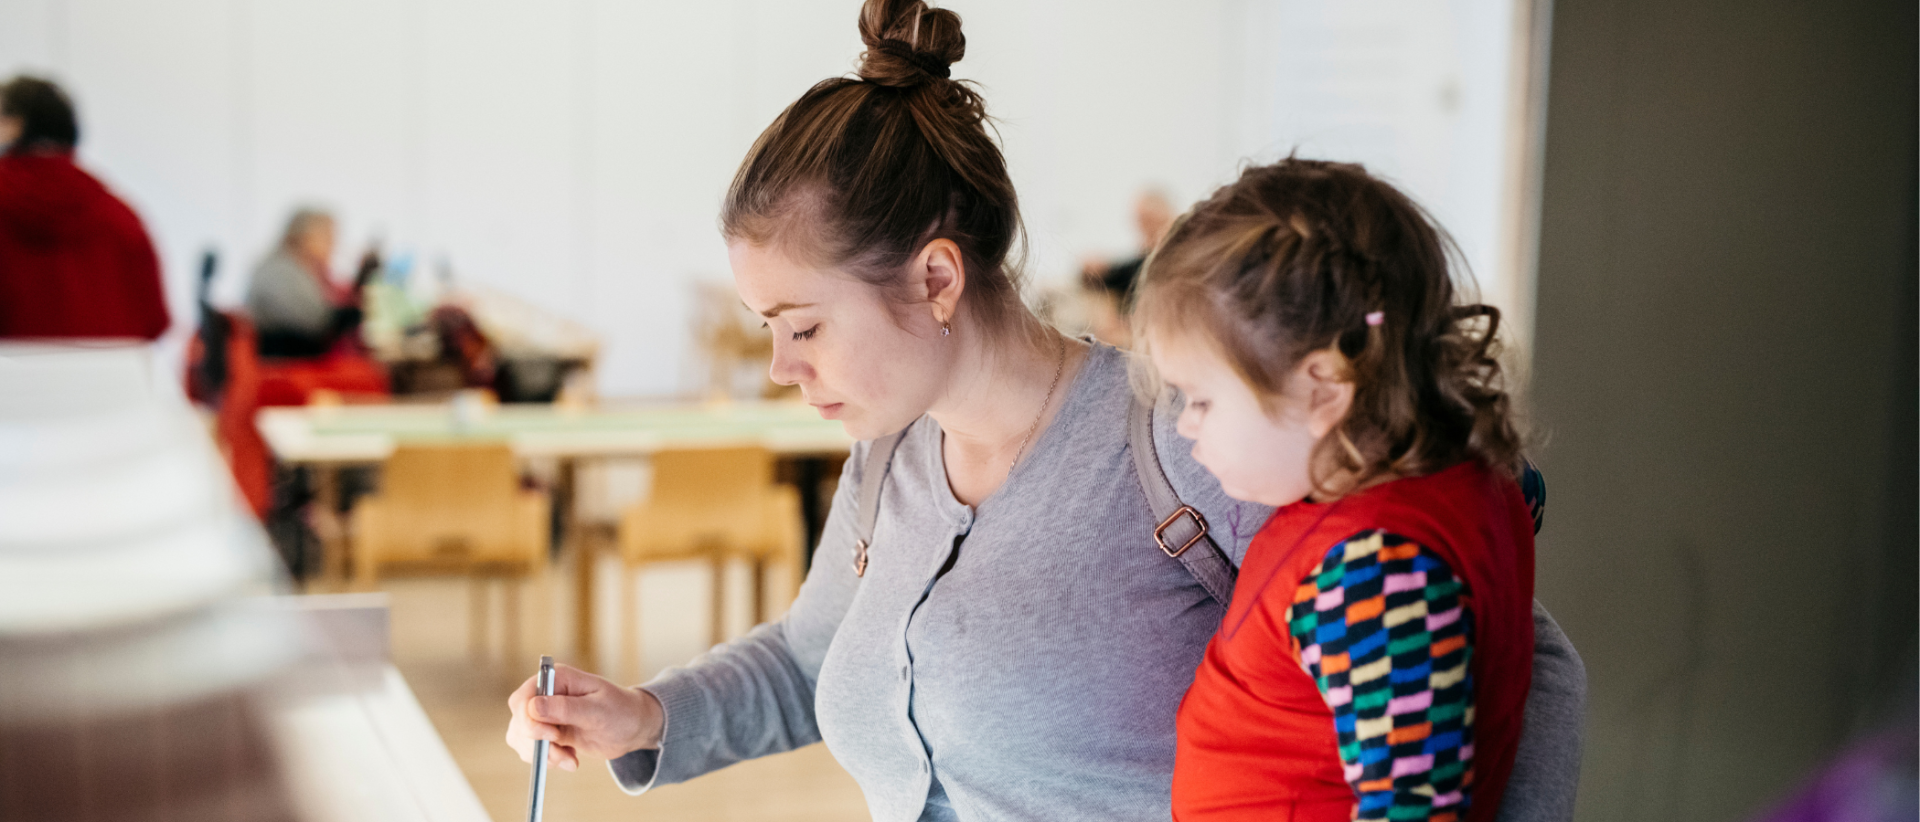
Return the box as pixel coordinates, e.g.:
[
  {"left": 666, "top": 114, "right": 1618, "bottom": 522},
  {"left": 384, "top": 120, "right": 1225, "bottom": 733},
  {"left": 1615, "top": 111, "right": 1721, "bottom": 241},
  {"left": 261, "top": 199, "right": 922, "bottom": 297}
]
[{"left": 1287, "top": 530, "right": 1476, "bottom": 822}]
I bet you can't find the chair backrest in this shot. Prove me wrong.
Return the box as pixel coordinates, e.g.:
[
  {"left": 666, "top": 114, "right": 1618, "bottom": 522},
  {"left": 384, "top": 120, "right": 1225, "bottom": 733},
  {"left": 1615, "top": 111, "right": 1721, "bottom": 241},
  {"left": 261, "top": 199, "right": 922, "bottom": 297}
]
[
  {"left": 185, "top": 251, "right": 229, "bottom": 406},
  {"left": 210, "top": 312, "right": 271, "bottom": 515},
  {"left": 623, "top": 447, "right": 778, "bottom": 558},
  {"left": 374, "top": 443, "right": 529, "bottom": 562}
]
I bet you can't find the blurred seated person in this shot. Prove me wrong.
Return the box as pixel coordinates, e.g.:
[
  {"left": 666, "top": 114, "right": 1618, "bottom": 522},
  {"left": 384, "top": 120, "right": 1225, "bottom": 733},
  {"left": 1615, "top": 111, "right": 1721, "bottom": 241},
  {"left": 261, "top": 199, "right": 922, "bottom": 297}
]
[
  {"left": 1078, "top": 188, "right": 1174, "bottom": 347},
  {"left": 1080, "top": 188, "right": 1175, "bottom": 305},
  {"left": 221, "top": 207, "right": 388, "bottom": 525},
  {"left": 0, "top": 75, "right": 169, "bottom": 340},
  {"left": 246, "top": 207, "right": 379, "bottom": 358}
]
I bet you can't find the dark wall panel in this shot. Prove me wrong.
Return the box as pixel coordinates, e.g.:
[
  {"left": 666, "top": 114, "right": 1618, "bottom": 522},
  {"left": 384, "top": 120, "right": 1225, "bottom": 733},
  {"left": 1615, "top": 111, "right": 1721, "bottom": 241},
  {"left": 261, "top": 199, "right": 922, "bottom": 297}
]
[{"left": 1530, "top": 0, "right": 1916, "bottom": 819}]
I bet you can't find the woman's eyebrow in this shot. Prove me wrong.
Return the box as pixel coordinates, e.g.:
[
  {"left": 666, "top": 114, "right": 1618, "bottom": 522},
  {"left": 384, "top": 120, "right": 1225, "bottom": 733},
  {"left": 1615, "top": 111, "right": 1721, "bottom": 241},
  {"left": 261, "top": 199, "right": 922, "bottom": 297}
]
[{"left": 747, "top": 301, "right": 815, "bottom": 318}]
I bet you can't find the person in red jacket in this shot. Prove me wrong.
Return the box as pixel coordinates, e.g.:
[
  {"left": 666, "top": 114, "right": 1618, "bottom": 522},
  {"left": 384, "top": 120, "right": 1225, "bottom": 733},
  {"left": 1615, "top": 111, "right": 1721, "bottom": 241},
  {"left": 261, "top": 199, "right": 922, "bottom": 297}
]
[
  {"left": 1133, "top": 159, "right": 1537, "bottom": 822},
  {"left": 0, "top": 75, "right": 168, "bottom": 340}
]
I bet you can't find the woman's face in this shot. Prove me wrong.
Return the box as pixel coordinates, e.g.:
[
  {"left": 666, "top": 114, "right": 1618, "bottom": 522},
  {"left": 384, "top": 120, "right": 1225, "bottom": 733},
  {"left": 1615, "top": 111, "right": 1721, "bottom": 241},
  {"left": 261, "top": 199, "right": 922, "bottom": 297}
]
[
  {"left": 1148, "top": 331, "right": 1328, "bottom": 507},
  {"left": 731, "top": 241, "right": 953, "bottom": 441}
]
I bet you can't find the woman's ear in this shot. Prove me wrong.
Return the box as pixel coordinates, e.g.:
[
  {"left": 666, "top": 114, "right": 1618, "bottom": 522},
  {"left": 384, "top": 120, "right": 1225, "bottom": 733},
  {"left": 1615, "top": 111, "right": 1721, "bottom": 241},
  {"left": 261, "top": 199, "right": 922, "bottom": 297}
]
[
  {"left": 913, "top": 238, "right": 967, "bottom": 328},
  {"left": 1296, "top": 349, "right": 1355, "bottom": 439}
]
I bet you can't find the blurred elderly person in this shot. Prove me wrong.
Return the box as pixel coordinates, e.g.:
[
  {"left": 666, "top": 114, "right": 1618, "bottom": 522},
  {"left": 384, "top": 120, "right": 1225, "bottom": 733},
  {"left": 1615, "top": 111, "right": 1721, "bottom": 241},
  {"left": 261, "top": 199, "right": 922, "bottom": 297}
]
[
  {"left": 1081, "top": 188, "right": 1176, "bottom": 304},
  {"left": 246, "top": 207, "right": 372, "bottom": 358},
  {"left": 0, "top": 75, "right": 168, "bottom": 340},
  {"left": 1078, "top": 188, "right": 1175, "bottom": 346}
]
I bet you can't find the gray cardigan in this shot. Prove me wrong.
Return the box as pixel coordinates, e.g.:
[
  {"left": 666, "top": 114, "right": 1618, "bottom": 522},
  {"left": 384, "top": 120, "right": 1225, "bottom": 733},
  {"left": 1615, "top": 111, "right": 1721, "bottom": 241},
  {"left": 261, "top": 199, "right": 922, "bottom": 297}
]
[{"left": 612, "top": 343, "right": 1583, "bottom": 821}]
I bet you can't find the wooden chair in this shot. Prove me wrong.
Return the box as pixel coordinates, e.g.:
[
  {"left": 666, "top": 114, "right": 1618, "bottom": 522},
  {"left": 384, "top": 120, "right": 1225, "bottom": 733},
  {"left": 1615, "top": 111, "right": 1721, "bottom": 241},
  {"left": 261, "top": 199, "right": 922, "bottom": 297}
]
[
  {"left": 350, "top": 443, "right": 550, "bottom": 666},
  {"left": 616, "top": 447, "right": 803, "bottom": 682}
]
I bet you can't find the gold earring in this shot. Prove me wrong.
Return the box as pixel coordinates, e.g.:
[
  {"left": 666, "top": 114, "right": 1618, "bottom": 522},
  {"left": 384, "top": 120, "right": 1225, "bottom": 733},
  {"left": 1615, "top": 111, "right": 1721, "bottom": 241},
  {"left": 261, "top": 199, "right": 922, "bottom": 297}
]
[{"left": 942, "top": 321, "right": 951, "bottom": 337}]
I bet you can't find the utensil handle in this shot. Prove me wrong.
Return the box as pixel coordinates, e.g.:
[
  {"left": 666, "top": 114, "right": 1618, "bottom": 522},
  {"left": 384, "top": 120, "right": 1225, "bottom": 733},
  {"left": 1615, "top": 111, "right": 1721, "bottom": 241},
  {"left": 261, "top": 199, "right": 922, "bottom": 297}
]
[{"left": 526, "top": 656, "right": 556, "bottom": 822}]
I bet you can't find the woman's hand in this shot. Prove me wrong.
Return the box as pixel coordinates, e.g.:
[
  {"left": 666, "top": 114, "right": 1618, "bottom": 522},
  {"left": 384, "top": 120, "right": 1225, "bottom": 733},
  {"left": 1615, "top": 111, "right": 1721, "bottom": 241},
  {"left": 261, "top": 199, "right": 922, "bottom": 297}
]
[{"left": 504, "top": 664, "right": 664, "bottom": 772}]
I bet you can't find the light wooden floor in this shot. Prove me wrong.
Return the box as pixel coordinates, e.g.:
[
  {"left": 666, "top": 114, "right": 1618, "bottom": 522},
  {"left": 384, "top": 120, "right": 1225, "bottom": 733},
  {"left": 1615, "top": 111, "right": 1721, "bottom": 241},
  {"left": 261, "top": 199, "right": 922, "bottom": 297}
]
[{"left": 378, "top": 552, "right": 871, "bottom": 822}]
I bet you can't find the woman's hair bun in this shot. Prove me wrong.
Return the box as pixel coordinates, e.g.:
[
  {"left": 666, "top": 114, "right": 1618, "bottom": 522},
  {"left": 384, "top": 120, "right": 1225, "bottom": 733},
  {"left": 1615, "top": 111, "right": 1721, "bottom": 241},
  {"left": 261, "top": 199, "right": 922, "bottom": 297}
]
[{"left": 857, "top": 0, "right": 965, "bottom": 88}]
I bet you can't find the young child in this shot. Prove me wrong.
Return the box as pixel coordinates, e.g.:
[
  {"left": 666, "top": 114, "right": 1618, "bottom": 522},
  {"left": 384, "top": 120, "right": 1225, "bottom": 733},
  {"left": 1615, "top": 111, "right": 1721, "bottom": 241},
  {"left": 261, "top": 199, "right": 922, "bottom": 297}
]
[{"left": 1135, "top": 159, "right": 1536, "bottom": 822}]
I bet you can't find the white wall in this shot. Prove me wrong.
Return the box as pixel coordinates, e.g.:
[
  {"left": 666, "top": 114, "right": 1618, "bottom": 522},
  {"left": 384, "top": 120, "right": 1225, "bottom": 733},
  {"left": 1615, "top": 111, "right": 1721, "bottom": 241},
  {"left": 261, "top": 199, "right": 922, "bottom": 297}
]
[{"left": 0, "top": 0, "right": 1525, "bottom": 397}]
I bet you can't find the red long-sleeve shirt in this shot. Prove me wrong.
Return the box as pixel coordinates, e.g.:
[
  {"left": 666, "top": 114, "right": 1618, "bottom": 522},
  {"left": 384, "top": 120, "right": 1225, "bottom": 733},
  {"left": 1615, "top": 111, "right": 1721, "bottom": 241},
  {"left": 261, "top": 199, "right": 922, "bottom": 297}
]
[{"left": 0, "top": 152, "right": 169, "bottom": 340}]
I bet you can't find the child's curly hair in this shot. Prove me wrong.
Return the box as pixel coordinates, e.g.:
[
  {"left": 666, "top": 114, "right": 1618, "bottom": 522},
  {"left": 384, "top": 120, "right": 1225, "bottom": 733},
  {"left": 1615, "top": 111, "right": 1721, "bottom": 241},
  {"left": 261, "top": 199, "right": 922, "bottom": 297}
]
[{"left": 1133, "top": 158, "right": 1523, "bottom": 497}]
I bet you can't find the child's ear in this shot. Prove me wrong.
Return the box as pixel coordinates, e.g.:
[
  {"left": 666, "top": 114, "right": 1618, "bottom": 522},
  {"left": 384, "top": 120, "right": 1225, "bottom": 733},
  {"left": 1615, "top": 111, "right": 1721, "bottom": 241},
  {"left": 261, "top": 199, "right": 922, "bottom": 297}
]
[{"left": 1297, "top": 349, "right": 1355, "bottom": 439}]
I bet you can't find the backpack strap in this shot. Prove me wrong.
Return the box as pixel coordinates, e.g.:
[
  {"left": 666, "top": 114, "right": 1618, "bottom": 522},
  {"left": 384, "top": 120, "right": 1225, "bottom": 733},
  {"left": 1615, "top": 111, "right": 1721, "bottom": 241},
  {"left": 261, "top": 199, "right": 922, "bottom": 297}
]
[
  {"left": 1129, "top": 394, "right": 1238, "bottom": 607},
  {"left": 850, "top": 406, "right": 1236, "bottom": 605},
  {"left": 850, "top": 428, "right": 909, "bottom": 577}
]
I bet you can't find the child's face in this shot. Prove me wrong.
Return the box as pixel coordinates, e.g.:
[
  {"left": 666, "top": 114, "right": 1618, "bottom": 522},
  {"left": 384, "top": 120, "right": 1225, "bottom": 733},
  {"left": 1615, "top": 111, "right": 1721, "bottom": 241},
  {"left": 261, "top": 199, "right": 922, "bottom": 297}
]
[{"left": 1149, "top": 332, "right": 1351, "bottom": 507}]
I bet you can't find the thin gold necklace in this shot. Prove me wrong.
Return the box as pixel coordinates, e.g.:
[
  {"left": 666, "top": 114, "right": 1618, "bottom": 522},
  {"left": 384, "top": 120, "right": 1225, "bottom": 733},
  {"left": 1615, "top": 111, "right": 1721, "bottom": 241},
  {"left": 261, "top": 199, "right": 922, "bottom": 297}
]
[{"left": 1007, "top": 336, "right": 1067, "bottom": 481}]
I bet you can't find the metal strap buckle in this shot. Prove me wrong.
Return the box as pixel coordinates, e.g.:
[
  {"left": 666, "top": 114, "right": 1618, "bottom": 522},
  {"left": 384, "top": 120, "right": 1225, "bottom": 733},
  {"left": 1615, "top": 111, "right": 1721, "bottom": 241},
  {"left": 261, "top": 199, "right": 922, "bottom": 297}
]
[{"left": 1153, "top": 505, "right": 1209, "bottom": 558}]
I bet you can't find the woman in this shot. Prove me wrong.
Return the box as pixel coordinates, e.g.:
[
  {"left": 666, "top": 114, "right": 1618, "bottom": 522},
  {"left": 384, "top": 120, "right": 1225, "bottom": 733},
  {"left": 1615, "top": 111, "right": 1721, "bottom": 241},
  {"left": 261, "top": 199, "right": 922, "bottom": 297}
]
[{"left": 505, "top": 3, "right": 1583, "bottom": 819}]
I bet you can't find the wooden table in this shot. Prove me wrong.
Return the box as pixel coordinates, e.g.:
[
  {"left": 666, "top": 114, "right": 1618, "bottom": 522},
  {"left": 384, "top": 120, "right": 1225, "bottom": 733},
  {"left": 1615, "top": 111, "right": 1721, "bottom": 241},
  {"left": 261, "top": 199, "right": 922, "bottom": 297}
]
[{"left": 256, "top": 401, "right": 853, "bottom": 671}]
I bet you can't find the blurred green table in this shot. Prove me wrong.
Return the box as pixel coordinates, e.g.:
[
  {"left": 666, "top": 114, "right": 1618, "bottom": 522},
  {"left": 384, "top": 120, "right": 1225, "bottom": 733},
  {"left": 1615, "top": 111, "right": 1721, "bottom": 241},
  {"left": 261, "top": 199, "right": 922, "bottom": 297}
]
[
  {"left": 256, "top": 400, "right": 853, "bottom": 670},
  {"left": 257, "top": 400, "right": 852, "bottom": 462}
]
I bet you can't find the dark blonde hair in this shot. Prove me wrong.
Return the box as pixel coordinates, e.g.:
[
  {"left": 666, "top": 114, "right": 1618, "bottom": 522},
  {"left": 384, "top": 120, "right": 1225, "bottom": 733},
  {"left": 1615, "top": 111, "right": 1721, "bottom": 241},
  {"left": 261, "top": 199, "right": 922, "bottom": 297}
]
[
  {"left": 721, "top": 0, "right": 1034, "bottom": 342},
  {"left": 1134, "top": 158, "right": 1523, "bottom": 495}
]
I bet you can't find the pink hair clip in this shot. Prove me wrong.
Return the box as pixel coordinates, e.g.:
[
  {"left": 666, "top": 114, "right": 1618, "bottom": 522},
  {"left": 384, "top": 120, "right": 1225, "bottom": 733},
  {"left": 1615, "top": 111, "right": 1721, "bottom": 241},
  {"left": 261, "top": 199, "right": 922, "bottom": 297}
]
[{"left": 1365, "top": 311, "right": 1385, "bottom": 327}]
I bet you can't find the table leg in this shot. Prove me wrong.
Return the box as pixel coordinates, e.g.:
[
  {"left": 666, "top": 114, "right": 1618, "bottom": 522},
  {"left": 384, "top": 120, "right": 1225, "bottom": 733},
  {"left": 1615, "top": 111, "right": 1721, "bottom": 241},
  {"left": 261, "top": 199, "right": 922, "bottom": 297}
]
[
  {"left": 792, "top": 456, "right": 827, "bottom": 573},
  {"left": 315, "top": 465, "right": 345, "bottom": 586},
  {"left": 551, "top": 455, "right": 574, "bottom": 561},
  {"left": 563, "top": 458, "right": 599, "bottom": 673},
  {"left": 503, "top": 574, "right": 522, "bottom": 671},
  {"left": 574, "top": 543, "right": 598, "bottom": 673},
  {"left": 710, "top": 554, "right": 727, "bottom": 647},
  {"left": 752, "top": 556, "right": 767, "bottom": 626},
  {"left": 620, "top": 558, "right": 639, "bottom": 685},
  {"left": 471, "top": 577, "right": 490, "bottom": 662}
]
